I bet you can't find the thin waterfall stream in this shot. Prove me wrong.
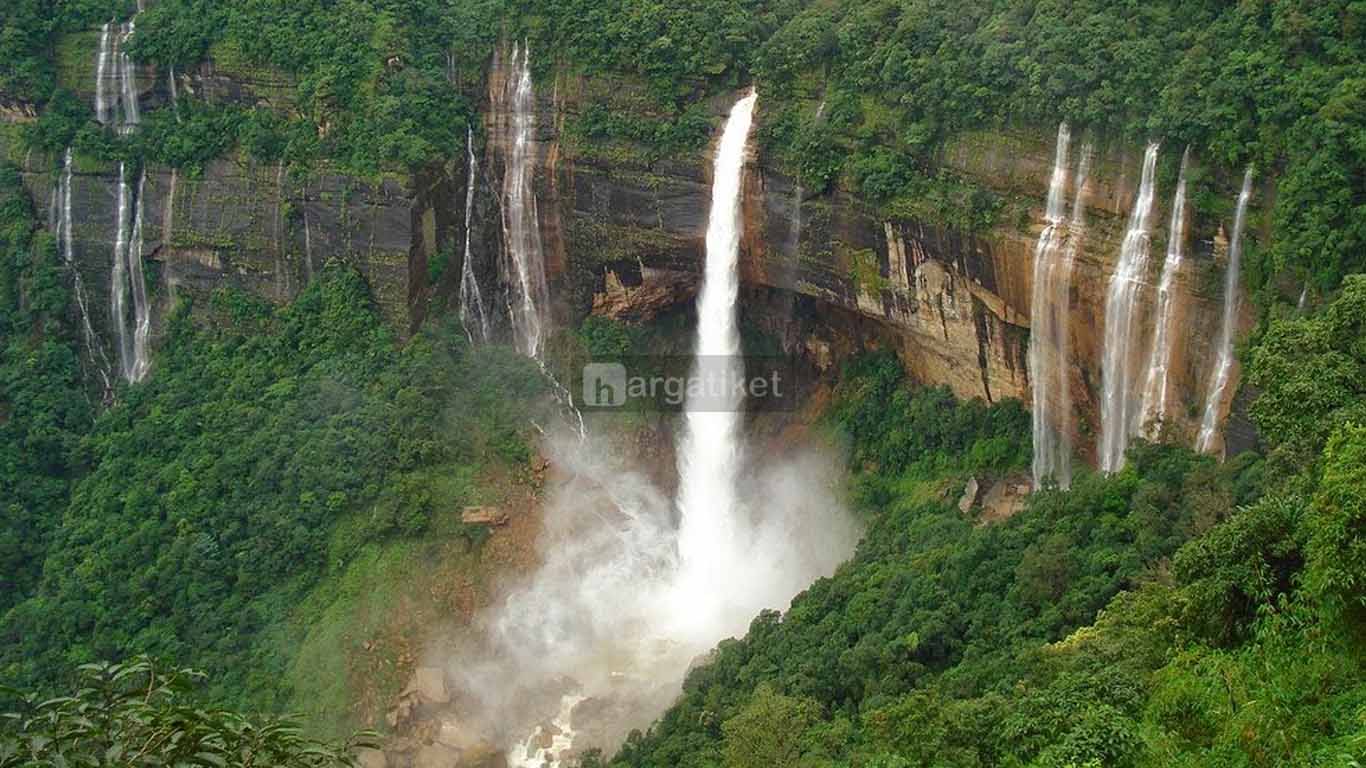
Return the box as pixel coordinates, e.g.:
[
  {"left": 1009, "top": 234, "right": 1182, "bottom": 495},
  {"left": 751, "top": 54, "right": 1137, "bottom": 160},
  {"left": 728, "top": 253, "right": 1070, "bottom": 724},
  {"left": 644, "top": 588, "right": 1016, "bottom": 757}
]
[
  {"left": 1139, "top": 148, "right": 1191, "bottom": 437},
  {"left": 460, "top": 126, "right": 490, "bottom": 343},
  {"left": 1029, "top": 124, "right": 1090, "bottom": 489},
  {"left": 1099, "top": 142, "right": 1161, "bottom": 473},
  {"left": 1196, "top": 169, "right": 1254, "bottom": 455}
]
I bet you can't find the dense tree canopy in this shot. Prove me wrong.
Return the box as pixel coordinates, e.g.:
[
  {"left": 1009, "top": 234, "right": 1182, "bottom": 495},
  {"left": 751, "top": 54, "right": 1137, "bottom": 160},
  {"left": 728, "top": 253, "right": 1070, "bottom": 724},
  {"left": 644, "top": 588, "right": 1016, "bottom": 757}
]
[
  {"left": 0, "top": 162, "right": 91, "bottom": 616},
  {"left": 2, "top": 2, "right": 1365, "bottom": 763},
  {"left": 604, "top": 339, "right": 1365, "bottom": 767},
  {"left": 0, "top": 267, "right": 549, "bottom": 710}
]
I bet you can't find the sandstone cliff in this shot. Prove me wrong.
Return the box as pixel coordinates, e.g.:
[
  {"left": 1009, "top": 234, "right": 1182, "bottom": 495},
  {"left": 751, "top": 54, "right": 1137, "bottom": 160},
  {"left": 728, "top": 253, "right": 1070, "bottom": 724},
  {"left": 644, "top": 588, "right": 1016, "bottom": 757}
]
[
  {"left": 487, "top": 60, "right": 1259, "bottom": 462},
  {"left": 2, "top": 39, "right": 1259, "bottom": 461}
]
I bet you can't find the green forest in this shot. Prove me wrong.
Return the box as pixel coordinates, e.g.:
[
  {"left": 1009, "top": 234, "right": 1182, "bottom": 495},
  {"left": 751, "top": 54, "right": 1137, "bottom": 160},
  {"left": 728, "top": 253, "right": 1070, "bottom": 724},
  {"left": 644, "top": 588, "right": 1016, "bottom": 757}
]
[
  {"left": 2, "top": 0, "right": 1365, "bottom": 766},
  {"left": 601, "top": 323, "right": 1366, "bottom": 766},
  {"left": 4, "top": 0, "right": 1364, "bottom": 291}
]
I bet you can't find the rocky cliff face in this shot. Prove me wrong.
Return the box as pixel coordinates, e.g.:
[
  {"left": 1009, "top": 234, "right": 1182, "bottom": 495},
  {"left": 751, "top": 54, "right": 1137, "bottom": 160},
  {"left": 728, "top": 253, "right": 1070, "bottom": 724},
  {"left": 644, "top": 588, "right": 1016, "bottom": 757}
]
[
  {"left": 4, "top": 39, "right": 1256, "bottom": 461},
  {"left": 494, "top": 63, "right": 1258, "bottom": 462},
  {"left": 12, "top": 151, "right": 441, "bottom": 364},
  {"left": 5, "top": 38, "right": 456, "bottom": 382}
]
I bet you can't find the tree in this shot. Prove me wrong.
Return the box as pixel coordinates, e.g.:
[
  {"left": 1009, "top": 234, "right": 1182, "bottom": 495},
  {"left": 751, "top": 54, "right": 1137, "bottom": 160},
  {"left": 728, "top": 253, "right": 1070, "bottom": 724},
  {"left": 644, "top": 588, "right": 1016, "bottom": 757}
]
[
  {"left": 721, "top": 685, "right": 821, "bottom": 768},
  {"left": 0, "top": 658, "right": 374, "bottom": 767}
]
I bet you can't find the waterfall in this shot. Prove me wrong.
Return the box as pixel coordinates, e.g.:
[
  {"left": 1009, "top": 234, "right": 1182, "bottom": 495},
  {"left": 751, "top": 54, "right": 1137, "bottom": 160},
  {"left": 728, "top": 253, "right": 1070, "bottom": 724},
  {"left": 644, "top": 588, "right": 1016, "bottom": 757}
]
[
  {"left": 1029, "top": 124, "right": 1090, "bottom": 488},
  {"left": 674, "top": 91, "right": 757, "bottom": 624},
  {"left": 110, "top": 164, "right": 131, "bottom": 377},
  {"left": 95, "top": 20, "right": 141, "bottom": 134},
  {"left": 460, "top": 126, "right": 490, "bottom": 343},
  {"left": 54, "top": 149, "right": 114, "bottom": 397},
  {"left": 168, "top": 65, "right": 181, "bottom": 116},
  {"left": 1196, "top": 169, "right": 1254, "bottom": 455},
  {"left": 95, "top": 25, "right": 112, "bottom": 124},
  {"left": 110, "top": 164, "right": 152, "bottom": 383},
  {"left": 500, "top": 42, "right": 549, "bottom": 359},
  {"left": 1029, "top": 123, "right": 1071, "bottom": 488},
  {"left": 1098, "top": 142, "right": 1161, "bottom": 473},
  {"left": 127, "top": 170, "right": 151, "bottom": 381},
  {"left": 1139, "top": 148, "right": 1191, "bottom": 437}
]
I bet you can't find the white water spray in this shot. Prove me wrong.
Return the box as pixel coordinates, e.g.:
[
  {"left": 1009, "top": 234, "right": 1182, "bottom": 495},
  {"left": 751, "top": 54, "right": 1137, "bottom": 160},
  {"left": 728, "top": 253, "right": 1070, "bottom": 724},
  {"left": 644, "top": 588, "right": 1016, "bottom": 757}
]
[
  {"left": 500, "top": 43, "right": 549, "bottom": 359},
  {"left": 1196, "top": 169, "right": 1254, "bottom": 456},
  {"left": 1098, "top": 142, "right": 1161, "bottom": 473},
  {"left": 1139, "top": 148, "right": 1191, "bottom": 437},
  {"left": 460, "top": 126, "right": 490, "bottom": 343}
]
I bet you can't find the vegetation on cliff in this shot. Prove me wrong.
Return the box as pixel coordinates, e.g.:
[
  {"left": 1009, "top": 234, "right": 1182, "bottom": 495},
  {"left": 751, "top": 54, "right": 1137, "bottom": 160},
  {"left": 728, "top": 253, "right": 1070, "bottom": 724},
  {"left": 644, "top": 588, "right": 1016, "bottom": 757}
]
[
  {"left": 2, "top": 2, "right": 1365, "bottom": 764},
  {"left": 0, "top": 162, "right": 91, "bottom": 616},
  {"left": 598, "top": 286, "right": 1366, "bottom": 767},
  {"left": 0, "top": 259, "right": 550, "bottom": 712},
  {"left": 9, "top": 1, "right": 1364, "bottom": 294}
]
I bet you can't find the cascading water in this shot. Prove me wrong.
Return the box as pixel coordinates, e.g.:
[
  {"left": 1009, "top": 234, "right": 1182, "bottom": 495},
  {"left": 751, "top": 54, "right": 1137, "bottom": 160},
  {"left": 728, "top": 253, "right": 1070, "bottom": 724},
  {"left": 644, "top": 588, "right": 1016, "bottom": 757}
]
[
  {"left": 468, "top": 90, "right": 854, "bottom": 768},
  {"left": 1028, "top": 125, "right": 1091, "bottom": 489},
  {"left": 127, "top": 170, "right": 152, "bottom": 381},
  {"left": 109, "top": 164, "right": 152, "bottom": 383},
  {"left": 673, "top": 91, "right": 757, "bottom": 626},
  {"left": 53, "top": 149, "right": 114, "bottom": 397},
  {"left": 500, "top": 43, "right": 549, "bottom": 359},
  {"left": 460, "top": 126, "right": 490, "bottom": 343},
  {"left": 95, "top": 20, "right": 141, "bottom": 134},
  {"left": 1139, "top": 148, "right": 1191, "bottom": 437},
  {"left": 1029, "top": 123, "right": 1072, "bottom": 488},
  {"left": 1196, "top": 169, "right": 1254, "bottom": 455},
  {"left": 1098, "top": 142, "right": 1161, "bottom": 473}
]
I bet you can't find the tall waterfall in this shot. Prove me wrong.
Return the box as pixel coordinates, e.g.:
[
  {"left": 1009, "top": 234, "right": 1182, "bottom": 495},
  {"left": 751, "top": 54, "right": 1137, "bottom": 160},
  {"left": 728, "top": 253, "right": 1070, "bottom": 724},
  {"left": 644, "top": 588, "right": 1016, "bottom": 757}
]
[
  {"left": 1196, "top": 169, "right": 1254, "bottom": 455},
  {"left": 674, "top": 91, "right": 757, "bottom": 623},
  {"left": 53, "top": 149, "right": 113, "bottom": 397},
  {"left": 500, "top": 43, "right": 549, "bottom": 359},
  {"left": 1139, "top": 148, "right": 1191, "bottom": 437},
  {"left": 460, "top": 126, "right": 490, "bottom": 343},
  {"left": 1029, "top": 124, "right": 1091, "bottom": 489},
  {"left": 110, "top": 164, "right": 152, "bottom": 383},
  {"left": 95, "top": 20, "right": 141, "bottom": 134},
  {"left": 1098, "top": 142, "right": 1161, "bottom": 473},
  {"left": 1029, "top": 123, "right": 1072, "bottom": 488}
]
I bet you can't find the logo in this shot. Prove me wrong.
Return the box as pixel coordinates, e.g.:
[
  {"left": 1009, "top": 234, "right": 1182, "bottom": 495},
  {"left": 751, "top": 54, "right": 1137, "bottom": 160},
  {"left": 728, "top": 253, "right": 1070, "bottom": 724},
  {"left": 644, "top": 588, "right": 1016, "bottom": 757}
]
[
  {"left": 579, "top": 356, "right": 799, "bottom": 412},
  {"left": 583, "top": 363, "right": 629, "bottom": 408}
]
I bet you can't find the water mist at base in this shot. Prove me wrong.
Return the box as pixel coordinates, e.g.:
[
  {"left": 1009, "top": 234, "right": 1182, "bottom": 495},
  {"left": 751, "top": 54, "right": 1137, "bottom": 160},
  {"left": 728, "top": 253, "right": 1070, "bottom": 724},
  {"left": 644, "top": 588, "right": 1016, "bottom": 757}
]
[
  {"left": 436, "top": 92, "right": 859, "bottom": 767},
  {"left": 449, "top": 428, "right": 858, "bottom": 766}
]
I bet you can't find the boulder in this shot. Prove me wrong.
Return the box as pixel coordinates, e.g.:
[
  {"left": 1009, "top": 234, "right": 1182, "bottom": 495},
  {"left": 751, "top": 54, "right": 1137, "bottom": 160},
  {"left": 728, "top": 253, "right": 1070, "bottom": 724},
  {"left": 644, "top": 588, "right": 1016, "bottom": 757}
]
[
  {"left": 958, "top": 476, "right": 982, "bottom": 515},
  {"left": 404, "top": 666, "right": 450, "bottom": 704},
  {"left": 461, "top": 507, "right": 509, "bottom": 527},
  {"left": 979, "top": 477, "right": 1031, "bottom": 525}
]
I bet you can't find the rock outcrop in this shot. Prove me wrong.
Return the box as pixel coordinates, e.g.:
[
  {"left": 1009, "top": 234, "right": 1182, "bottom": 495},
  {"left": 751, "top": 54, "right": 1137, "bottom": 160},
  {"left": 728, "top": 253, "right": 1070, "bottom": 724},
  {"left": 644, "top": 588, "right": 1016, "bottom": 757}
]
[
  {"left": 491, "top": 61, "right": 1257, "bottom": 463},
  {"left": 4, "top": 36, "right": 1257, "bottom": 462}
]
